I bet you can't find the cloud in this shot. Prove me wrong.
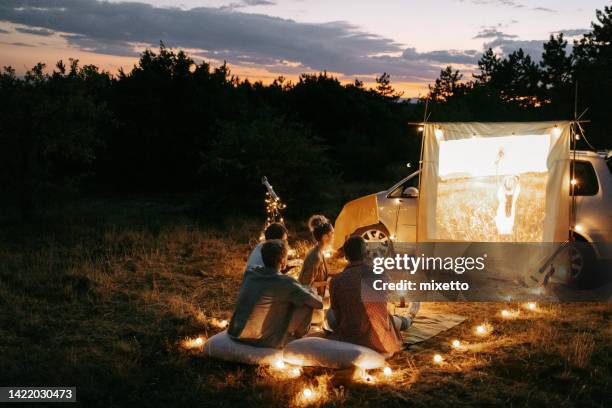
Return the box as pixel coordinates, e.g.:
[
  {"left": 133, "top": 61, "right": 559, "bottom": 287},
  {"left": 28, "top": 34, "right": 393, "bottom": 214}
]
[
  {"left": 221, "top": 0, "right": 276, "bottom": 11},
  {"left": 473, "top": 28, "right": 518, "bottom": 39},
  {"left": 482, "top": 37, "right": 546, "bottom": 60},
  {"left": 532, "top": 7, "right": 556, "bottom": 13},
  {"left": 0, "top": 0, "right": 479, "bottom": 81},
  {"left": 402, "top": 48, "right": 479, "bottom": 65},
  {"left": 459, "top": 0, "right": 524, "bottom": 8},
  {"left": 554, "top": 28, "right": 589, "bottom": 37},
  {"left": 15, "top": 26, "right": 54, "bottom": 36}
]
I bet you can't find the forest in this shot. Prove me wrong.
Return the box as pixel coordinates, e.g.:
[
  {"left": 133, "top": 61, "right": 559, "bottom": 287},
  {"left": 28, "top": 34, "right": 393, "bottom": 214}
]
[{"left": 1, "top": 6, "right": 611, "bottom": 222}]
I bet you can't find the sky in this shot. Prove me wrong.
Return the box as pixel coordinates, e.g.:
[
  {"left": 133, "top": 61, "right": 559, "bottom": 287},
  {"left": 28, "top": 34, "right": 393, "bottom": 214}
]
[{"left": 0, "top": 0, "right": 605, "bottom": 96}]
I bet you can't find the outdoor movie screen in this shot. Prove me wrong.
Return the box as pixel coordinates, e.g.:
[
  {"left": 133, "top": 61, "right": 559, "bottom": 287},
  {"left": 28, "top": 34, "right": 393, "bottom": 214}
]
[{"left": 435, "top": 133, "right": 550, "bottom": 242}]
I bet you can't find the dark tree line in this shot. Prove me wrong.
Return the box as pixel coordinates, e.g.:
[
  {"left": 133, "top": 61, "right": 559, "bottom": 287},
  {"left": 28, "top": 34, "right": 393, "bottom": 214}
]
[{"left": 1, "top": 7, "right": 611, "bottom": 222}]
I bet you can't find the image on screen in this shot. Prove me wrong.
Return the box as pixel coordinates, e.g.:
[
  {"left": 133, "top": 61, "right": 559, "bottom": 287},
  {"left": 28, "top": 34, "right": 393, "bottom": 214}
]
[{"left": 435, "top": 134, "right": 550, "bottom": 242}]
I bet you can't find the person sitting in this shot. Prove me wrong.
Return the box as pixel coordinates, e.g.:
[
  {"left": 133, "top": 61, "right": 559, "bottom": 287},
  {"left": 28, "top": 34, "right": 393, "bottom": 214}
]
[
  {"left": 247, "top": 222, "right": 288, "bottom": 268},
  {"left": 324, "top": 236, "right": 414, "bottom": 356},
  {"left": 298, "top": 215, "right": 334, "bottom": 297},
  {"left": 228, "top": 239, "right": 323, "bottom": 349}
]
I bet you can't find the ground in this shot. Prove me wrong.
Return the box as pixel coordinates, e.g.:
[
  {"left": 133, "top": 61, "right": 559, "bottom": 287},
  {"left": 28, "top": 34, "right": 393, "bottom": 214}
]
[{"left": 0, "top": 199, "right": 610, "bottom": 407}]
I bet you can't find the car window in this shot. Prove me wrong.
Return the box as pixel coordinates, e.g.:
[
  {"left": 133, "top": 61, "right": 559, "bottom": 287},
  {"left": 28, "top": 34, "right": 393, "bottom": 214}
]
[
  {"left": 388, "top": 174, "right": 419, "bottom": 198},
  {"left": 571, "top": 160, "right": 599, "bottom": 196}
]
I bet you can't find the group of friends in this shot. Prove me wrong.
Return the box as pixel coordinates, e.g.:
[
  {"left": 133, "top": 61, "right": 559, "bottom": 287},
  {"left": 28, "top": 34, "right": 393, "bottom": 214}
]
[{"left": 227, "top": 215, "right": 418, "bottom": 356}]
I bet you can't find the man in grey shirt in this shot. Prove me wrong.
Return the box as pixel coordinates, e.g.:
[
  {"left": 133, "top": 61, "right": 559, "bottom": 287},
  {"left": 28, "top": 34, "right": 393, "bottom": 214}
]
[{"left": 228, "top": 239, "right": 323, "bottom": 349}]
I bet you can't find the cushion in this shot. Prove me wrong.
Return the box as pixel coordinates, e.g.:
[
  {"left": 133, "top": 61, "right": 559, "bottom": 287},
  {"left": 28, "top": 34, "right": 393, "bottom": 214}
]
[
  {"left": 203, "top": 330, "right": 283, "bottom": 366},
  {"left": 283, "top": 337, "right": 386, "bottom": 369}
]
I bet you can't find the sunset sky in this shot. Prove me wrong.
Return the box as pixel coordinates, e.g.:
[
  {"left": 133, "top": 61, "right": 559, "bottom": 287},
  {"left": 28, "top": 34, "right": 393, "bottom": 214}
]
[{"left": 0, "top": 0, "right": 605, "bottom": 96}]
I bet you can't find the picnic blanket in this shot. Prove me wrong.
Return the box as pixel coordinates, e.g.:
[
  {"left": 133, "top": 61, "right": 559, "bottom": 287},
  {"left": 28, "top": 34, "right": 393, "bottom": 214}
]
[{"left": 396, "top": 310, "right": 466, "bottom": 346}]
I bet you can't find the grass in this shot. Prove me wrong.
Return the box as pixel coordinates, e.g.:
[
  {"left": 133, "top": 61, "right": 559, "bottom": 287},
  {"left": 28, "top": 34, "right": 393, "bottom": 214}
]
[
  {"left": 436, "top": 172, "right": 547, "bottom": 241},
  {"left": 0, "top": 198, "right": 610, "bottom": 407}
]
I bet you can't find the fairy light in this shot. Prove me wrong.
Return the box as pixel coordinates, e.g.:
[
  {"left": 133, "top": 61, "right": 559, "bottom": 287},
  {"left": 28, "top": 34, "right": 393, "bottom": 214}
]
[
  {"left": 261, "top": 177, "right": 287, "bottom": 239},
  {"left": 475, "top": 323, "right": 492, "bottom": 336},
  {"left": 526, "top": 302, "right": 537, "bottom": 311},
  {"left": 182, "top": 336, "right": 205, "bottom": 350},
  {"left": 501, "top": 309, "right": 519, "bottom": 319},
  {"left": 570, "top": 178, "right": 577, "bottom": 186},
  {"left": 290, "top": 367, "right": 302, "bottom": 377},
  {"left": 302, "top": 388, "right": 313, "bottom": 399},
  {"left": 219, "top": 319, "right": 228, "bottom": 328},
  {"left": 273, "top": 358, "right": 286, "bottom": 370},
  {"left": 552, "top": 125, "right": 561, "bottom": 138},
  {"left": 383, "top": 366, "right": 392, "bottom": 376},
  {"left": 433, "top": 354, "right": 443, "bottom": 364},
  {"left": 451, "top": 339, "right": 461, "bottom": 349},
  {"left": 434, "top": 128, "right": 444, "bottom": 140}
]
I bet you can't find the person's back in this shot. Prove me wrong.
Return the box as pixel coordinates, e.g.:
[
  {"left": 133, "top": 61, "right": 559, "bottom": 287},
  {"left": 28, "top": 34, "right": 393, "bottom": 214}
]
[
  {"left": 326, "top": 236, "right": 408, "bottom": 355},
  {"left": 329, "top": 262, "right": 402, "bottom": 355},
  {"left": 229, "top": 240, "right": 323, "bottom": 349}
]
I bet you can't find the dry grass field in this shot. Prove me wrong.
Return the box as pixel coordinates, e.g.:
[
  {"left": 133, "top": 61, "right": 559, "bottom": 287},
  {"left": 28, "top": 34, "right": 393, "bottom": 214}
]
[
  {"left": 436, "top": 172, "right": 547, "bottom": 242},
  {"left": 0, "top": 199, "right": 610, "bottom": 407}
]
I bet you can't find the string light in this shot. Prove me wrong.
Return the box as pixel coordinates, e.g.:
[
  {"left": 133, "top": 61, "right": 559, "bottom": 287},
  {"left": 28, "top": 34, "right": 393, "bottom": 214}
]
[
  {"left": 182, "top": 336, "right": 205, "bottom": 349},
  {"left": 383, "top": 366, "right": 392, "bottom": 376},
  {"left": 302, "top": 388, "right": 313, "bottom": 399},
  {"left": 273, "top": 359, "right": 286, "bottom": 370},
  {"left": 475, "top": 323, "right": 492, "bottom": 336},
  {"left": 290, "top": 367, "right": 302, "bottom": 377},
  {"left": 451, "top": 339, "right": 461, "bottom": 349},
  {"left": 501, "top": 309, "right": 519, "bottom": 319},
  {"left": 433, "top": 354, "right": 443, "bottom": 364},
  {"left": 525, "top": 302, "right": 537, "bottom": 311},
  {"left": 219, "top": 319, "right": 228, "bottom": 328}
]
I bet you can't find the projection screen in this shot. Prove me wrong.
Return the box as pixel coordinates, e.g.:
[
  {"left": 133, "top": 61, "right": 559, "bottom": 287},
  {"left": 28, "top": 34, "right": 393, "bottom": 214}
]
[{"left": 417, "top": 122, "right": 571, "bottom": 243}]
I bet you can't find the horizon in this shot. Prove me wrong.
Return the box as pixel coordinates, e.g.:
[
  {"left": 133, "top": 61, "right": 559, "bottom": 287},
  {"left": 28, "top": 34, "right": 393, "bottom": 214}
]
[{"left": 0, "top": 0, "right": 606, "bottom": 97}]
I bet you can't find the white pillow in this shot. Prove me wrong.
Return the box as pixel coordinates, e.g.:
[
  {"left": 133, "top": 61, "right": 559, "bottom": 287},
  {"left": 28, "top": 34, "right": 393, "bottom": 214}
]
[
  {"left": 283, "top": 337, "right": 386, "bottom": 369},
  {"left": 203, "top": 330, "right": 283, "bottom": 366}
]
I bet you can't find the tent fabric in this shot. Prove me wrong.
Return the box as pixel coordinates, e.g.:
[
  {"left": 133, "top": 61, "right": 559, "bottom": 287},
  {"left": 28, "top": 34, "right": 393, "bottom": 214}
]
[{"left": 418, "top": 121, "right": 571, "bottom": 243}]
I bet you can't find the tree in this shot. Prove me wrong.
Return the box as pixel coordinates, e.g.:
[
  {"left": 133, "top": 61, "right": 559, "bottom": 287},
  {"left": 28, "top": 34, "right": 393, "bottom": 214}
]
[
  {"left": 428, "top": 66, "right": 465, "bottom": 102},
  {"left": 0, "top": 62, "right": 110, "bottom": 219},
  {"left": 375, "top": 72, "right": 403, "bottom": 99}
]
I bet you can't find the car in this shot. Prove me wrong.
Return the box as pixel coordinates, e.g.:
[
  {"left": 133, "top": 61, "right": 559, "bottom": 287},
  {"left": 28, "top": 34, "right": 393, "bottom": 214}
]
[{"left": 332, "top": 150, "right": 612, "bottom": 288}]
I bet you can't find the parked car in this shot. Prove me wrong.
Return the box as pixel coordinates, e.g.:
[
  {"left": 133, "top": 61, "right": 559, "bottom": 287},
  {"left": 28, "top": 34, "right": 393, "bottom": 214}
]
[{"left": 332, "top": 150, "right": 612, "bottom": 288}]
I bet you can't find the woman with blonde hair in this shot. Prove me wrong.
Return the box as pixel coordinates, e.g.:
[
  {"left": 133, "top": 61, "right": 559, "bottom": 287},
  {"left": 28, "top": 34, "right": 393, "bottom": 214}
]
[{"left": 298, "top": 215, "right": 334, "bottom": 297}]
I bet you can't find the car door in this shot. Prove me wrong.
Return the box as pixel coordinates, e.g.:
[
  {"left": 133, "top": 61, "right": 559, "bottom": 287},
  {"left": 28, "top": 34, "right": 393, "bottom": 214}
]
[{"left": 387, "top": 174, "right": 419, "bottom": 242}]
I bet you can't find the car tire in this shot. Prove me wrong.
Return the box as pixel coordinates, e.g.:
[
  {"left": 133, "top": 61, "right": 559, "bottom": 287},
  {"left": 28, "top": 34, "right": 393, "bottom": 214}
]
[
  {"left": 566, "top": 239, "right": 597, "bottom": 289},
  {"left": 353, "top": 224, "right": 393, "bottom": 259}
]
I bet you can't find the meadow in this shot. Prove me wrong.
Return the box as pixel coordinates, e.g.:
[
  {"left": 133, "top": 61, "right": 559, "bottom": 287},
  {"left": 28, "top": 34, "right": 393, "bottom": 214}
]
[
  {"left": 0, "top": 199, "right": 610, "bottom": 407},
  {"left": 436, "top": 172, "right": 548, "bottom": 242}
]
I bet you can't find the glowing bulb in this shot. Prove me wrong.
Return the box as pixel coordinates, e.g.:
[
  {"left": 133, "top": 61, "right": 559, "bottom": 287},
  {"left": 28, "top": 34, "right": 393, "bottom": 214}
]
[
  {"left": 552, "top": 126, "right": 561, "bottom": 137},
  {"left": 417, "top": 126, "right": 424, "bottom": 132},
  {"left": 575, "top": 134, "right": 580, "bottom": 141},
  {"left": 383, "top": 366, "right": 392, "bottom": 376},
  {"left": 574, "top": 224, "right": 584, "bottom": 233},
  {"left": 194, "top": 337, "right": 204, "bottom": 346},
  {"left": 434, "top": 128, "right": 444, "bottom": 140},
  {"left": 527, "top": 302, "right": 537, "bottom": 310},
  {"left": 451, "top": 339, "right": 461, "bottom": 348},
  {"left": 433, "top": 354, "right": 443, "bottom": 364},
  {"left": 219, "top": 319, "right": 228, "bottom": 328},
  {"left": 475, "top": 324, "right": 489, "bottom": 335},
  {"left": 501, "top": 309, "right": 510, "bottom": 317},
  {"left": 302, "top": 388, "right": 313, "bottom": 399},
  {"left": 290, "top": 367, "right": 301, "bottom": 377},
  {"left": 570, "top": 179, "right": 577, "bottom": 186},
  {"left": 273, "top": 359, "right": 286, "bottom": 370},
  {"left": 323, "top": 250, "right": 332, "bottom": 258}
]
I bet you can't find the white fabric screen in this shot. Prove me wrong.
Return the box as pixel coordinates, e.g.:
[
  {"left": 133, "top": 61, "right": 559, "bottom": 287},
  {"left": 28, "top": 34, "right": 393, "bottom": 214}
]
[{"left": 418, "top": 122, "right": 571, "bottom": 243}]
